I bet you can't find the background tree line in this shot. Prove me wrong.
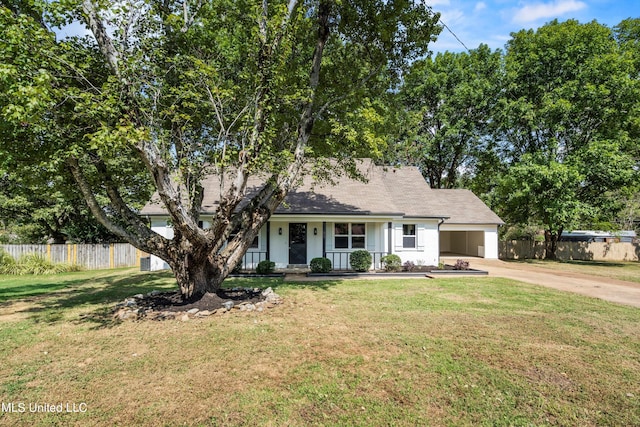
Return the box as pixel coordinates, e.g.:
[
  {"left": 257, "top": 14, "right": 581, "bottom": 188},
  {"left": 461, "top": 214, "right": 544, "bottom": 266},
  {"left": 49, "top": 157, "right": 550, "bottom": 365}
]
[
  {"left": 1, "top": 3, "right": 638, "bottom": 264},
  {"left": 389, "top": 18, "right": 640, "bottom": 258}
]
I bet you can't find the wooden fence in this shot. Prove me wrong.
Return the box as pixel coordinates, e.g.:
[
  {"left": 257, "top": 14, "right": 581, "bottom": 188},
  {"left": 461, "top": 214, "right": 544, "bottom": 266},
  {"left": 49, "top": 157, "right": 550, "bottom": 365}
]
[
  {"left": 1, "top": 244, "right": 146, "bottom": 270},
  {"left": 499, "top": 241, "right": 640, "bottom": 262}
]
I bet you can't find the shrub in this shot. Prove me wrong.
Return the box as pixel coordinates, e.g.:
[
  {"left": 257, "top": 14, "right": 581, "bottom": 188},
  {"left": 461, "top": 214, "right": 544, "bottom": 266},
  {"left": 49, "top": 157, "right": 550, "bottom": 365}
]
[
  {"left": 403, "top": 260, "right": 415, "bottom": 272},
  {"left": 381, "top": 254, "right": 401, "bottom": 272},
  {"left": 0, "top": 251, "right": 83, "bottom": 275},
  {"left": 256, "top": 260, "right": 275, "bottom": 274},
  {"left": 349, "top": 250, "right": 372, "bottom": 272},
  {"left": 0, "top": 249, "right": 17, "bottom": 274},
  {"left": 310, "top": 257, "right": 332, "bottom": 273},
  {"left": 453, "top": 259, "right": 470, "bottom": 270}
]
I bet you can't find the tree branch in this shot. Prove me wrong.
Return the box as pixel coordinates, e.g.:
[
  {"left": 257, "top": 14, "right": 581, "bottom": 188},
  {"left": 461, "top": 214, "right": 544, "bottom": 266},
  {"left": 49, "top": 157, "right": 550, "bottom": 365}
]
[
  {"left": 81, "top": 0, "right": 120, "bottom": 77},
  {"left": 66, "top": 156, "right": 170, "bottom": 255},
  {"left": 136, "top": 140, "right": 209, "bottom": 247}
]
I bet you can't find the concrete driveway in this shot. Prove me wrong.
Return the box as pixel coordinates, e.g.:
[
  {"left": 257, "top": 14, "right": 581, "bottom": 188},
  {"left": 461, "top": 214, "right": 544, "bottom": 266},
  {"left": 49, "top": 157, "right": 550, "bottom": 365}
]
[{"left": 458, "top": 257, "right": 640, "bottom": 308}]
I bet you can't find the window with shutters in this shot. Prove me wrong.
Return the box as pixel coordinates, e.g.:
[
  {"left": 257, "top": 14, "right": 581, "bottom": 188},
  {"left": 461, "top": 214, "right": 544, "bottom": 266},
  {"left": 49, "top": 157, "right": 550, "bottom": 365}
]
[{"left": 403, "top": 224, "right": 416, "bottom": 248}]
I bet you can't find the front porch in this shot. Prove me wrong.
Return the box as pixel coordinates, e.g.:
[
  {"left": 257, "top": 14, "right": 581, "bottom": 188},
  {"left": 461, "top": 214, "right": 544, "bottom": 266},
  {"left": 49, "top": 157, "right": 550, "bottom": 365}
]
[{"left": 241, "top": 217, "right": 441, "bottom": 271}]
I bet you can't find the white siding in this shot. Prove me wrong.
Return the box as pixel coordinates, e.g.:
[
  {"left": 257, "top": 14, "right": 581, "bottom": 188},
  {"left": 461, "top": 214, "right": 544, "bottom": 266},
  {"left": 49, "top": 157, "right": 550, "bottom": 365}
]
[
  {"left": 391, "top": 220, "right": 440, "bottom": 266},
  {"left": 483, "top": 228, "right": 499, "bottom": 259},
  {"left": 150, "top": 219, "right": 172, "bottom": 271},
  {"left": 269, "top": 221, "right": 289, "bottom": 268}
]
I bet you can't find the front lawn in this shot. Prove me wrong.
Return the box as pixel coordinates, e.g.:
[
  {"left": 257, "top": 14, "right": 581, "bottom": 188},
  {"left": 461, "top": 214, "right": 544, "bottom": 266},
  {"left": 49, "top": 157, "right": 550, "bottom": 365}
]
[
  {"left": 509, "top": 259, "right": 640, "bottom": 283},
  {"left": 0, "top": 269, "right": 638, "bottom": 426}
]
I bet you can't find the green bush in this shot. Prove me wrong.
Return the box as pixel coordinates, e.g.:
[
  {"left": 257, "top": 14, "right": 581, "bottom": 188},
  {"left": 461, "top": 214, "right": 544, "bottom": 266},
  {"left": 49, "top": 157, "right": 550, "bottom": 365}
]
[
  {"left": 349, "top": 250, "right": 372, "bottom": 272},
  {"left": 310, "top": 257, "right": 332, "bottom": 273},
  {"left": 0, "top": 250, "right": 83, "bottom": 275},
  {"left": 256, "top": 260, "right": 276, "bottom": 274},
  {"left": 381, "top": 254, "right": 402, "bottom": 272},
  {"left": 0, "top": 248, "right": 17, "bottom": 274}
]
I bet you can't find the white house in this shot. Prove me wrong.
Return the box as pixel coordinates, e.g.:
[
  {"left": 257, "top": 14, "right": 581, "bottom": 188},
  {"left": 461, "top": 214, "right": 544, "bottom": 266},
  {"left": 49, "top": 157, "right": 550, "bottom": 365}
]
[{"left": 140, "top": 161, "right": 504, "bottom": 271}]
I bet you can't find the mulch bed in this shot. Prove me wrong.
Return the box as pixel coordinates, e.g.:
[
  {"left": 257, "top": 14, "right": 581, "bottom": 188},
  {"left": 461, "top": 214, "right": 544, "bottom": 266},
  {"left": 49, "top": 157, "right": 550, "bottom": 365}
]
[
  {"left": 137, "top": 288, "right": 266, "bottom": 312},
  {"left": 113, "top": 287, "right": 281, "bottom": 321}
]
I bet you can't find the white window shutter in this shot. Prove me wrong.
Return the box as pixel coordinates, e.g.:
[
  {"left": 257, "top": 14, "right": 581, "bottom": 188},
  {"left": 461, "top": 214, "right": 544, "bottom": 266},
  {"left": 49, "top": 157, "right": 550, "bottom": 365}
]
[
  {"left": 417, "top": 224, "right": 425, "bottom": 250},
  {"left": 394, "top": 224, "right": 403, "bottom": 251}
]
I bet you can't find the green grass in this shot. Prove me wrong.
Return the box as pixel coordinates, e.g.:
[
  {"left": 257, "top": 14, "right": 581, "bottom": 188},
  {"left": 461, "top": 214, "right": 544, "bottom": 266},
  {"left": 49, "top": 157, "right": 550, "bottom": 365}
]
[
  {"left": 0, "top": 268, "right": 638, "bottom": 426},
  {"left": 508, "top": 259, "right": 640, "bottom": 283}
]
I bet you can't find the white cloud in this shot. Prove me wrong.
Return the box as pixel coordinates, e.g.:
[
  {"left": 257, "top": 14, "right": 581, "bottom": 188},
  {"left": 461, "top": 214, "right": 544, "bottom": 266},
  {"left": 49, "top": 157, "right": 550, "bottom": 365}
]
[
  {"left": 474, "top": 2, "right": 487, "bottom": 12},
  {"left": 512, "top": 0, "right": 587, "bottom": 24},
  {"left": 439, "top": 8, "right": 466, "bottom": 26}
]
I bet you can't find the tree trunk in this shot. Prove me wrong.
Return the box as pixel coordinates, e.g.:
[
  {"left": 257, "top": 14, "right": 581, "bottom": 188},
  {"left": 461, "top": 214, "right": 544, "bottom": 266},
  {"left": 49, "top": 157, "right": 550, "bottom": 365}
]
[
  {"left": 543, "top": 229, "right": 561, "bottom": 260},
  {"left": 167, "top": 246, "right": 224, "bottom": 301}
]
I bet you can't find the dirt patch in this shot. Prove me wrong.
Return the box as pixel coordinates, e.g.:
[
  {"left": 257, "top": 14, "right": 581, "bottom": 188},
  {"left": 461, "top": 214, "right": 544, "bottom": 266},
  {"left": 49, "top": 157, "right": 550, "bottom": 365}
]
[{"left": 0, "top": 301, "right": 34, "bottom": 321}]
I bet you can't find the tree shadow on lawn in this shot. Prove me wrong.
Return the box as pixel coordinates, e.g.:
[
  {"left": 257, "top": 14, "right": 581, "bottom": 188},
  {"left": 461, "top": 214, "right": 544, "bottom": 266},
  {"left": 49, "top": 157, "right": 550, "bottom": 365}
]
[
  {"left": 11, "top": 273, "right": 340, "bottom": 328},
  {"left": 0, "top": 277, "right": 92, "bottom": 303},
  {"left": 4, "top": 271, "right": 175, "bottom": 328}
]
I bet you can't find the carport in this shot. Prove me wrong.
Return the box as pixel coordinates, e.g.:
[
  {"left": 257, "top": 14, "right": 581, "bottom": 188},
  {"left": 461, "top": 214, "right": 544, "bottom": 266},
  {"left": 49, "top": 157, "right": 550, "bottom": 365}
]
[
  {"left": 440, "top": 230, "right": 486, "bottom": 257},
  {"left": 429, "top": 189, "right": 504, "bottom": 260}
]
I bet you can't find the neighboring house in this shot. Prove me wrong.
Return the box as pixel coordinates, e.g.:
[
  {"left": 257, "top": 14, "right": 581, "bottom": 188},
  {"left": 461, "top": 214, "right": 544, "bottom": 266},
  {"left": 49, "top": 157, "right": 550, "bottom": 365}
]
[{"left": 140, "top": 160, "right": 504, "bottom": 271}]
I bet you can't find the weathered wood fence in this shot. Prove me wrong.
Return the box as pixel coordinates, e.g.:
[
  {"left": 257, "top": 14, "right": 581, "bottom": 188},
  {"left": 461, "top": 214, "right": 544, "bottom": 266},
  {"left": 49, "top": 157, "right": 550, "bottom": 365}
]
[
  {"left": 1, "top": 244, "right": 146, "bottom": 270},
  {"left": 499, "top": 241, "right": 639, "bottom": 262}
]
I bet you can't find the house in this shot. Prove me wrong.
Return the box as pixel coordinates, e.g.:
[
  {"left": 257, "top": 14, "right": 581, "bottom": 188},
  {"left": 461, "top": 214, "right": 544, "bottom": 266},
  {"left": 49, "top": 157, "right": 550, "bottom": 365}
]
[{"left": 140, "top": 161, "right": 504, "bottom": 271}]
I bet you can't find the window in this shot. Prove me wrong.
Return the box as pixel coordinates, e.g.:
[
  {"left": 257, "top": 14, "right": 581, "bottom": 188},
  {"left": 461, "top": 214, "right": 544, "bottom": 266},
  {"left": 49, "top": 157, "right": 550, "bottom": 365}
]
[
  {"left": 334, "top": 223, "right": 366, "bottom": 249},
  {"left": 229, "top": 227, "right": 259, "bottom": 249},
  {"left": 403, "top": 224, "right": 416, "bottom": 248}
]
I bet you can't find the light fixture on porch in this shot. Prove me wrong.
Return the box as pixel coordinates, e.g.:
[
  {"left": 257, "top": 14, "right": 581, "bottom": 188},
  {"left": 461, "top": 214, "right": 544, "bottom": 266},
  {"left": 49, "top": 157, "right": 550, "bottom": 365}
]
[
  {"left": 314, "top": 227, "right": 318, "bottom": 235},
  {"left": 278, "top": 227, "right": 282, "bottom": 235}
]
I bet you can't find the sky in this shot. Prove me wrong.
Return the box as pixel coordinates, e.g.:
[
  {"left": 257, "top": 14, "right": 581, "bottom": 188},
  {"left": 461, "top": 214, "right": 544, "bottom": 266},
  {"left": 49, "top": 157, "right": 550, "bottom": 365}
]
[
  {"left": 57, "top": 0, "right": 637, "bottom": 52},
  {"left": 428, "top": 0, "right": 638, "bottom": 53}
]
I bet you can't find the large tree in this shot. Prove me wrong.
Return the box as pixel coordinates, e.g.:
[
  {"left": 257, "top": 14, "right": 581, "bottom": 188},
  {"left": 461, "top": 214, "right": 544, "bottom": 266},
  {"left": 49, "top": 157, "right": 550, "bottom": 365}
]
[
  {"left": 396, "top": 44, "right": 502, "bottom": 188},
  {"left": 0, "top": 1, "right": 441, "bottom": 299},
  {"left": 491, "top": 19, "right": 640, "bottom": 258}
]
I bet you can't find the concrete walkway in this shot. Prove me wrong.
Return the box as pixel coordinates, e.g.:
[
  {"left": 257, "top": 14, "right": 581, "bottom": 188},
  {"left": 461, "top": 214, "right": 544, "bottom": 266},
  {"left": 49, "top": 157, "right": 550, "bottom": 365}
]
[{"left": 459, "top": 257, "right": 640, "bottom": 308}]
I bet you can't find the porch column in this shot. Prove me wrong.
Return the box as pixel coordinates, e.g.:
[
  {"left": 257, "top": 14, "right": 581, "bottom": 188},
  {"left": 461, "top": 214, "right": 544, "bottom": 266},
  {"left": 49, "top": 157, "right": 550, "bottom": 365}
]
[{"left": 322, "top": 222, "right": 326, "bottom": 257}]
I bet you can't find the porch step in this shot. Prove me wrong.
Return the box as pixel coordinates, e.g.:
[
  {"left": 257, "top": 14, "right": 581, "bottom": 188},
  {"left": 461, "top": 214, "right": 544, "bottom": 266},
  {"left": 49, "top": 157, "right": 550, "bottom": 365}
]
[{"left": 282, "top": 265, "right": 310, "bottom": 274}]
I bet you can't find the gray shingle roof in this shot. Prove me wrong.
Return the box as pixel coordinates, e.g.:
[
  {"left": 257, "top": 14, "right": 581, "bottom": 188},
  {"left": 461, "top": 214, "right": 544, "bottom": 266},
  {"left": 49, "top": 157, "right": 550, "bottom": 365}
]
[
  {"left": 140, "top": 161, "right": 503, "bottom": 224},
  {"left": 428, "top": 189, "right": 504, "bottom": 224}
]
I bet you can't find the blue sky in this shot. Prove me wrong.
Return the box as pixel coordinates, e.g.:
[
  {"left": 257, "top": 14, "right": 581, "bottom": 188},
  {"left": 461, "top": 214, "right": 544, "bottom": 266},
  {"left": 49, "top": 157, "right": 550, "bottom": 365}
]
[
  {"left": 57, "top": 0, "right": 637, "bottom": 52},
  {"left": 428, "top": 0, "right": 638, "bottom": 53}
]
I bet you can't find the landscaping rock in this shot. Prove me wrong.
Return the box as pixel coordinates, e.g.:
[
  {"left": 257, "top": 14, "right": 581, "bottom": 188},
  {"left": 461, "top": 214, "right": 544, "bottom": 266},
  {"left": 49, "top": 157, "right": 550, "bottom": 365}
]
[{"left": 112, "top": 286, "right": 282, "bottom": 321}]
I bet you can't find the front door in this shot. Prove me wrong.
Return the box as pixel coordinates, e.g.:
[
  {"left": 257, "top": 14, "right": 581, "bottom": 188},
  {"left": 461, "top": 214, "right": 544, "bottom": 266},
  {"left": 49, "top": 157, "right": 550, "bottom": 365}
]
[{"left": 289, "top": 223, "right": 307, "bottom": 265}]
